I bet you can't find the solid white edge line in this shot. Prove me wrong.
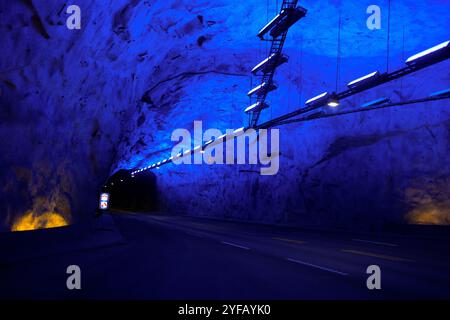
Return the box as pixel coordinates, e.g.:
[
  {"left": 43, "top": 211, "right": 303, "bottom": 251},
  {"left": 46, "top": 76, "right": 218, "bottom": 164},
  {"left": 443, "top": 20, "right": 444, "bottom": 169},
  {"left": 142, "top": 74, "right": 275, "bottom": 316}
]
[
  {"left": 221, "top": 241, "right": 250, "bottom": 250},
  {"left": 287, "top": 258, "right": 349, "bottom": 276},
  {"left": 352, "top": 239, "right": 398, "bottom": 247}
]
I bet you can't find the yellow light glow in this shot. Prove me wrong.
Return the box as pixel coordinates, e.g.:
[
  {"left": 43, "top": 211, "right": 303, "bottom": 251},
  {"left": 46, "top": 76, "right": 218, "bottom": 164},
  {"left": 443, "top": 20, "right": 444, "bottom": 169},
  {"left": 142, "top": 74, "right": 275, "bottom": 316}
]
[
  {"left": 11, "top": 211, "right": 69, "bottom": 232},
  {"left": 407, "top": 205, "right": 450, "bottom": 225}
]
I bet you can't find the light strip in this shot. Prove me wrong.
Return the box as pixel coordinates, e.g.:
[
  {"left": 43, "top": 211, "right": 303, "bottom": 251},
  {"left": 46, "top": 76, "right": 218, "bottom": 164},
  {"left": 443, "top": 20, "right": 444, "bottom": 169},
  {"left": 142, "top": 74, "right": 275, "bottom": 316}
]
[
  {"left": 130, "top": 127, "right": 249, "bottom": 175},
  {"left": 347, "top": 71, "right": 380, "bottom": 88},
  {"left": 429, "top": 88, "right": 450, "bottom": 98},
  {"left": 233, "top": 127, "right": 245, "bottom": 135},
  {"left": 244, "top": 102, "right": 259, "bottom": 113},
  {"left": 257, "top": 10, "right": 285, "bottom": 38},
  {"left": 247, "top": 83, "right": 264, "bottom": 96},
  {"left": 406, "top": 40, "right": 450, "bottom": 64},
  {"left": 247, "top": 82, "right": 277, "bottom": 97},
  {"left": 244, "top": 102, "right": 269, "bottom": 113},
  {"left": 269, "top": 6, "right": 307, "bottom": 38},
  {"left": 252, "top": 54, "right": 275, "bottom": 74},
  {"left": 361, "top": 97, "right": 390, "bottom": 108},
  {"left": 305, "top": 92, "right": 328, "bottom": 105}
]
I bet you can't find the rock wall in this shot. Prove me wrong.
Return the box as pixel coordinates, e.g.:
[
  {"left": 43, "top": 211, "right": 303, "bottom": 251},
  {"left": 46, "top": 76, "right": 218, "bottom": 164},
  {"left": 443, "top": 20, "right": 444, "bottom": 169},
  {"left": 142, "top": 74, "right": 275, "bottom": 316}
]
[
  {"left": 0, "top": 0, "right": 449, "bottom": 231},
  {"left": 116, "top": 0, "right": 450, "bottom": 229}
]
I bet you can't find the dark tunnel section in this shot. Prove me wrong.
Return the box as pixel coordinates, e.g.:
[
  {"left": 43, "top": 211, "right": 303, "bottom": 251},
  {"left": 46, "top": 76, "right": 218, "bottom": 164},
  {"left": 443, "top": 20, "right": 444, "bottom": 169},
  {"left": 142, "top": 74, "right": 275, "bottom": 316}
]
[{"left": 101, "top": 169, "right": 158, "bottom": 213}]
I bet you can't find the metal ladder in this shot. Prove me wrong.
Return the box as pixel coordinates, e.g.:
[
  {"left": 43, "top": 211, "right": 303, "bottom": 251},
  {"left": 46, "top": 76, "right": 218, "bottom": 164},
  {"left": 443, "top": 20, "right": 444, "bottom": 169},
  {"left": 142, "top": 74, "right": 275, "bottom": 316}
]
[{"left": 249, "top": 0, "right": 300, "bottom": 128}]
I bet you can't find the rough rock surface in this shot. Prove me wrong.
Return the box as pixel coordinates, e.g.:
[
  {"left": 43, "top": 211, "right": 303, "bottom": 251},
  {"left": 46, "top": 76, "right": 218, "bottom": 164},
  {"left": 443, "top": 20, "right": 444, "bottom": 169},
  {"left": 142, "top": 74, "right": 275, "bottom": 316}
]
[{"left": 0, "top": 0, "right": 449, "bottom": 231}]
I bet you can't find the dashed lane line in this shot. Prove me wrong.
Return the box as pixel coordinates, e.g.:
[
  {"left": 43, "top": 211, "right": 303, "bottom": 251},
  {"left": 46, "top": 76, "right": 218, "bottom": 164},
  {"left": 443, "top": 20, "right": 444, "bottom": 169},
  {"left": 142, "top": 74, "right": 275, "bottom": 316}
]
[
  {"left": 287, "top": 258, "right": 349, "bottom": 276},
  {"left": 352, "top": 239, "right": 398, "bottom": 247},
  {"left": 342, "top": 249, "right": 413, "bottom": 262},
  {"left": 221, "top": 241, "right": 251, "bottom": 250}
]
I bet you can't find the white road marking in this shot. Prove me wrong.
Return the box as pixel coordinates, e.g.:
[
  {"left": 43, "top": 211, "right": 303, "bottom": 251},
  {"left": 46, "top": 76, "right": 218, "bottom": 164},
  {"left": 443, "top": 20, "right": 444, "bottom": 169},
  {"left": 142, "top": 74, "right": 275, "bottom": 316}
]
[
  {"left": 221, "top": 241, "right": 250, "bottom": 250},
  {"left": 342, "top": 249, "right": 413, "bottom": 262},
  {"left": 287, "top": 258, "right": 349, "bottom": 276},
  {"left": 352, "top": 239, "right": 398, "bottom": 247}
]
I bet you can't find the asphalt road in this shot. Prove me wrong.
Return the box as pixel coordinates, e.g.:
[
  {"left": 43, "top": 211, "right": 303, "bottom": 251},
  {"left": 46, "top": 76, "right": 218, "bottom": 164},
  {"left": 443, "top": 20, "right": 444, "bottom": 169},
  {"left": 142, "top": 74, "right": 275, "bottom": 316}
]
[{"left": 1, "top": 212, "right": 450, "bottom": 299}]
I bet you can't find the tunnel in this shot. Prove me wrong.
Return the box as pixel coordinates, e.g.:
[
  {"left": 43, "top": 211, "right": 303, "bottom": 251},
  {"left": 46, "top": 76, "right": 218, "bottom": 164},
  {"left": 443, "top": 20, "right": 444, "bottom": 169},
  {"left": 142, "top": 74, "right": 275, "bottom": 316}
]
[
  {"left": 1, "top": 0, "right": 449, "bottom": 232},
  {"left": 101, "top": 169, "right": 158, "bottom": 212},
  {"left": 0, "top": 0, "right": 450, "bottom": 301}
]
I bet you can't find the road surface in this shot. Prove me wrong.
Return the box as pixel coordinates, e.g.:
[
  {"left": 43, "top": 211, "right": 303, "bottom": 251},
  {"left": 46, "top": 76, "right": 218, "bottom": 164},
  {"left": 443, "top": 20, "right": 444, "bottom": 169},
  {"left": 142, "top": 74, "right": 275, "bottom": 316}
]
[{"left": 1, "top": 212, "right": 449, "bottom": 299}]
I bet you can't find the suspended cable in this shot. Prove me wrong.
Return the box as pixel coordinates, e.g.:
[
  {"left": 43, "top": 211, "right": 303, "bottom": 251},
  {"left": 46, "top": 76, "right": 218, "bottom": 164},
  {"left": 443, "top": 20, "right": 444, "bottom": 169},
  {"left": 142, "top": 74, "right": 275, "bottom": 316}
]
[
  {"left": 386, "top": 0, "right": 392, "bottom": 72},
  {"left": 336, "top": 12, "right": 342, "bottom": 92},
  {"left": 270, "top": 95, "right": 450, "bottom": 127}
]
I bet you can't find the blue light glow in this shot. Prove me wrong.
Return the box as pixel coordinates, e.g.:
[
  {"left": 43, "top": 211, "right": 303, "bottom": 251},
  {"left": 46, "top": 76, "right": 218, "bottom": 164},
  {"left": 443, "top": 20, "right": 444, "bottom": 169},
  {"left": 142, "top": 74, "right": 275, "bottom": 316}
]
[
  {"left": 305, "top": 92, "right": 329, "bottom": 105},
  {"left": 406, "top": 40, "right": 450, "bottom": 64}
]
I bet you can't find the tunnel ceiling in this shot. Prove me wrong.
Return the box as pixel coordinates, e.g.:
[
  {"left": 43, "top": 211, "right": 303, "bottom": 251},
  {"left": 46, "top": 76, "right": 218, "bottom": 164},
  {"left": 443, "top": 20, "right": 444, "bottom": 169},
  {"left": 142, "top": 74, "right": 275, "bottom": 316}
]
[{"left": 0, "top": 0, "right": 449, "bottom": 231}]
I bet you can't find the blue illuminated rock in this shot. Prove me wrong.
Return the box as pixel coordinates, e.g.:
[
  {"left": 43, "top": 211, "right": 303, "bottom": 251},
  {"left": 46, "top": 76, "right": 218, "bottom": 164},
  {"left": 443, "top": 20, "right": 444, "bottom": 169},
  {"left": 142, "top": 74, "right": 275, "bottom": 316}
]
[{"left": 0, "top": 0, "right": 449, "bottom": 231}]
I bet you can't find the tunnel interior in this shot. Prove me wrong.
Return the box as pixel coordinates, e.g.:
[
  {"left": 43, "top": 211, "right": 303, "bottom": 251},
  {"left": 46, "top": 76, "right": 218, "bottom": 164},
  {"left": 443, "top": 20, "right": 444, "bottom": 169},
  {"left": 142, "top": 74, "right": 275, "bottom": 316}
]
[
  {"left": 2, "top": 0, "right": 450, "bottom": 303},
  {"left": 102, "top": 170, "right": 158, "bottom": 212},
  {"left": 0, "top": 0, "right": 449, "bottom": 233}
]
